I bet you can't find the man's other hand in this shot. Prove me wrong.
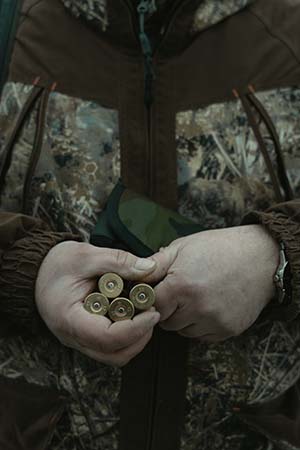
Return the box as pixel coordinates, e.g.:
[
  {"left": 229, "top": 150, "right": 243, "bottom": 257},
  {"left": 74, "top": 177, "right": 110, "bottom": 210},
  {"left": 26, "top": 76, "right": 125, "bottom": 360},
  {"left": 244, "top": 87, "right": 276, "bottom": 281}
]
[{"left": 145, "top": 225, "right": 279, "bottom": 342}]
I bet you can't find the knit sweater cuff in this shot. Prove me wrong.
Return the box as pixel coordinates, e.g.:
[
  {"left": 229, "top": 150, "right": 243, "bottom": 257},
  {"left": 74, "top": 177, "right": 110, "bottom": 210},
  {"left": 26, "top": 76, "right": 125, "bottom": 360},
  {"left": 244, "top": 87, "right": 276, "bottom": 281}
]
[
  {"left": 0, "top": 229, "right": 78, "bottom": 335},
  {"left": 243, "top": 210, "right": 300, "bottom": 321}
]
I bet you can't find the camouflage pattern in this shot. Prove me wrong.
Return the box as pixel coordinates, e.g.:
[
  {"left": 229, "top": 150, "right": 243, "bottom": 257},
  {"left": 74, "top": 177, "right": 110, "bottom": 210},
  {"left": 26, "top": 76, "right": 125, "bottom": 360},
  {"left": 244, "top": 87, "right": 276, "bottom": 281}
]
[
  {"left": 0, "top": 83, "right": 40, "bottom": 213},
  {"left": 177, "top": 87, "right": 300, "bottom": 227},
  {"left": 192, "top": 0, "right": 254, "bottom": 33},
  {"left": 0, "top": 334, "right": 121, "bottom": 450},
  {"left": 182, "top": 321, "right": 300, "bottom": 450},
  {"left": 0, "top": 82, "right": 121, "bottom": 241},
  {"left": 61, "top": 0, "right": 108, "bottom": 31},
  {"left": 1, "top": 81, "right": 300, "bottom": 449},
  {"left": 256, "top": 88, "right": 300, "bottom": 197},
  {"left": 176, "top": 87, "right": 300, "bottom": 449}
]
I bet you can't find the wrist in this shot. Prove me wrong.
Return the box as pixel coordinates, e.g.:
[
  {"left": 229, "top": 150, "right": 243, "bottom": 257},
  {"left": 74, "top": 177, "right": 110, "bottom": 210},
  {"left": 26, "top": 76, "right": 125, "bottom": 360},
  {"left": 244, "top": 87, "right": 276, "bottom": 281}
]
[{"left": 252, "top": 224, "right": 280, "bottom": 306}]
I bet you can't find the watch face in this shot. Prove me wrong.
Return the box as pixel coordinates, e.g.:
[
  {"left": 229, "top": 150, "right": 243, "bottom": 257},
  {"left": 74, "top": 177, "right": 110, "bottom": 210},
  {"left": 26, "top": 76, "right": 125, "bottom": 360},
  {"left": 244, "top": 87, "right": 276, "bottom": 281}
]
[{"left": 274, "top": 245, "right": 292, "bottom": 306}]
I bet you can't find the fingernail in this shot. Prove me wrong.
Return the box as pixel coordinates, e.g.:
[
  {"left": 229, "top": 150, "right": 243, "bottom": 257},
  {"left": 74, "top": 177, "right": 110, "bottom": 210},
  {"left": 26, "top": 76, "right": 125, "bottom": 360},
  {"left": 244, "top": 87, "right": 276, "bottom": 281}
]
[{"left": 134, "top": 258, "right": 156, "bottom": 271}]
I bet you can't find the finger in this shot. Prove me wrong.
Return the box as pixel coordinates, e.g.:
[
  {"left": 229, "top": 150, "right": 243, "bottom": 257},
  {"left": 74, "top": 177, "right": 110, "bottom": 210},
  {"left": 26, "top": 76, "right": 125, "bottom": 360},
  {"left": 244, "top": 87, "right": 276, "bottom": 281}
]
[
  {"left": 159, "top": 306, "right": 193, "bottom": 331},
  {"left": 178, "top": 331, "right": 217, "bottom": 342},
  {"left": 178, "top": 324, "right": 213, "bottom": 339},
  {"left": 143, "top": 244, "right": 180, "bottom": 284},
  {"left": 77, "top": 329, "right": 154, "bottom": 367},
  {"left": 178, "top": 325, "right": 229, "bottom": 343},
  {"left": 79, "top": 244, "right": 157, "bottom": 280},
  {"left": 68, "top": 303, "right": 160, "bottom": 354},
  {"left": 105, "top": 309, "right": 160, "bottom": 351},
  {"left": 154, "top": 276, "right": 179, "bottom": 321}
]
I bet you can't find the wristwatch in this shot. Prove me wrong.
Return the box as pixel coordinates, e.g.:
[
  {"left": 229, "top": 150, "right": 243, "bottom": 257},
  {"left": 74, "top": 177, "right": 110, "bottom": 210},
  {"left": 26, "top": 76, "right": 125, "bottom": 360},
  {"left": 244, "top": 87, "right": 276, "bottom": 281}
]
[{"left": 273, "top": 242, "right": 292, "bottom": 305}]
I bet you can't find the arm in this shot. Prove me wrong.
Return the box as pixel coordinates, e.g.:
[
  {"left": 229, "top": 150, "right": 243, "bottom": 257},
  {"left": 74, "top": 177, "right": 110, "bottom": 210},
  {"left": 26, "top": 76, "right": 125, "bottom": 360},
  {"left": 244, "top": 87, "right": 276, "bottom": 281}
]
[
  {"left": 144, "top": 199, "right": 300, "bottom": 341},
  {"left": 0, "top": 212, "right": 77, "bottom": 336},
  {"left": 0, "top": 212, "right": 161, "bottom": 366},
  {"left": 243, "top": 200, "right": 300, "bottom": 321}
]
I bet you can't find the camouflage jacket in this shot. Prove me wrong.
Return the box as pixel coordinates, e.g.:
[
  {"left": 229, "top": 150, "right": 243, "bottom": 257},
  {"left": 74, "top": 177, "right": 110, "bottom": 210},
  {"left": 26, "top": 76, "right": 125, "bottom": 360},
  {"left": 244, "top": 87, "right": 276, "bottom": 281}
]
[{"left": 1, "top": 1, "right": 300, "bottom": 449}]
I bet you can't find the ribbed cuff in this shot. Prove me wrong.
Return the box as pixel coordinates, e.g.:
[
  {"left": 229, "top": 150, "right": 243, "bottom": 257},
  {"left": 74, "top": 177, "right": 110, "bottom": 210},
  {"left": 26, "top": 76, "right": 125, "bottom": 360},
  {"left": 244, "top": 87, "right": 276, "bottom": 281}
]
[
  {"left": 243, "top": 211, "right": 300, "bottom": 321},
  {"left": 0, "top": 229, "right": 78, "bottom": 335}
]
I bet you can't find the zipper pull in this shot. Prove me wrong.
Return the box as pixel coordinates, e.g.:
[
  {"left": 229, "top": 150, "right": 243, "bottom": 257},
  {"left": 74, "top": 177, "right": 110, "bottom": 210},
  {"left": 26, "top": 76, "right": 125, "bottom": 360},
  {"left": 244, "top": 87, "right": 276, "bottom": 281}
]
[
  {"left": 137, "top": 1, "right": 156, "bottom": 107},
  {"left": 137, "top": 1, "right": 153, "bottom": 57},
  {"left": 137, "top": 0, "right": 157, "bottom": 15}
]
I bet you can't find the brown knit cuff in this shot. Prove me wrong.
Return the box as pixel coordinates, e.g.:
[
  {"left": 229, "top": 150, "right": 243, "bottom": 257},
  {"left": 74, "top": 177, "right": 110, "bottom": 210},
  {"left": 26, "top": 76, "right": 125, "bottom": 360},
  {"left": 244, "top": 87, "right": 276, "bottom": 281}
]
[
  {"left": 0, "top": 229, "right": 78, "bottom": 335},
  {"left": 243, "top": 211, "right": 300, "bottom": 321}
]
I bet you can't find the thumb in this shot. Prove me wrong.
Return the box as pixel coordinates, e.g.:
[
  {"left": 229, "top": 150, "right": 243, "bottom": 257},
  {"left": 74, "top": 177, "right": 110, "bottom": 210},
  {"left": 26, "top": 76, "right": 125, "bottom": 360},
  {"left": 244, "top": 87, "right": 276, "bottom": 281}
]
[
  {"left": 83, "top": 246, "right": 158, "bottom": 280},
  {"left": 143, "top": 244, "right": 179, "bottom": 284}
]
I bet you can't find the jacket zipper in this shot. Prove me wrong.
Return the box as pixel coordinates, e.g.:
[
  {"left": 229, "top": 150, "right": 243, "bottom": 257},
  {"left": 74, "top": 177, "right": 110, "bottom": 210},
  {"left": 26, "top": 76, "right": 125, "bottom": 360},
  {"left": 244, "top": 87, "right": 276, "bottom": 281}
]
[
  {"left": 122, "top": 0, "right": 192, "bottom": 197},
  {"left": 119, "top": 4, "right": 193, "bottom": 450},
  {"left": 148, "top": 0, "right": 192, "bottom": 198}
]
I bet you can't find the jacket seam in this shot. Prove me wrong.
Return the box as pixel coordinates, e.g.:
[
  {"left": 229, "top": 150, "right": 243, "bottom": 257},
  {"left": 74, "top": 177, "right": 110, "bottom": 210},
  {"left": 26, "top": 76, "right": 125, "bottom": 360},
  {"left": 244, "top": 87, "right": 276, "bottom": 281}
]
[
  {"left": 248, "top": 9, "right": 300, "bottom": 69},
  {"left": 18, "top": 0, "right": 44, "bottom": 29}
]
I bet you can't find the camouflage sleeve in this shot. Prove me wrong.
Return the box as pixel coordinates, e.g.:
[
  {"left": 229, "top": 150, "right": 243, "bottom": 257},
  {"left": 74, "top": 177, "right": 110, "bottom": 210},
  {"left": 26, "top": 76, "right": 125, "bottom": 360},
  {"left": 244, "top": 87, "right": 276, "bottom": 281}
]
[
  {"left": 0, "top": 212, "right": 78, "bottom": 336},
  {"left": 243, "top": 200, "right": 300, "bottom": 321}
]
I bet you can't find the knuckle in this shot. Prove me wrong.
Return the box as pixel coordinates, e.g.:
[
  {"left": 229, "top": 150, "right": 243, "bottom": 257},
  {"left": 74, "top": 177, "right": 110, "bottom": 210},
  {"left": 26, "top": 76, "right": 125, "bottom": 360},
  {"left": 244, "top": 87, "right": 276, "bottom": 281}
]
[{"left": 115, "top": 249, "right": 131, "bottom": 267}]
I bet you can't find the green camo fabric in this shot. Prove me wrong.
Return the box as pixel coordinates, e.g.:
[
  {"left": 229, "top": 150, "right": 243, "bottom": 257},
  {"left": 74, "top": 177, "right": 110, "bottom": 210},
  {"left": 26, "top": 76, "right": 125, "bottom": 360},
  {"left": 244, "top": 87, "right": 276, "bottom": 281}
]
[{"left": 92, "top": 181, "right": 205, "bottom": 256}]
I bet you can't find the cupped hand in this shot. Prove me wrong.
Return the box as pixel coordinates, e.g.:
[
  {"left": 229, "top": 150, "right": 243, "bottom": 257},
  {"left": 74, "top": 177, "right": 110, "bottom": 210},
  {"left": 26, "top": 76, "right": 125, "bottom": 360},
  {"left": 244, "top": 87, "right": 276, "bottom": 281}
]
[
  {"left": 35, "top": 241, "right": 160, "bottom": 366},
  {"left": 145, "top": 225, "right": 279, "bottom": 342}
]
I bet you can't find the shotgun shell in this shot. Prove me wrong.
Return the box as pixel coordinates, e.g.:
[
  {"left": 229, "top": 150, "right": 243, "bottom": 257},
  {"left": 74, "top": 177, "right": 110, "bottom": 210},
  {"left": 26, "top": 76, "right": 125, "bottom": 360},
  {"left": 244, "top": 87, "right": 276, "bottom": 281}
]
[
  {"left": 98, "top": 273, "right": 124, "bottom": 298},
  {"left": 129, "top": 284, "right": 155, "bottom": 311},
  {"left": 84, "top": 293, "right": 110, "bottom": 316},
  {"left": 109, "top": 298, "right": 135, "bottom": 322}
]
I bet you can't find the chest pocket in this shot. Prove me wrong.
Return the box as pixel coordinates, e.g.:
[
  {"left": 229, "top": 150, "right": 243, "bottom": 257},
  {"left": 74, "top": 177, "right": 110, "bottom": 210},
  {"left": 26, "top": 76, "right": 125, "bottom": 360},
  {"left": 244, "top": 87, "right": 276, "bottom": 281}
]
[
  {"left": 0, "top": 82, "right": 121, "bottom": 240},
  {"left": 0, "top": 82, "right": 44, "bottom": 213},
  {"left": 176, "top": 86, "right": 300, "bottom": 230}
]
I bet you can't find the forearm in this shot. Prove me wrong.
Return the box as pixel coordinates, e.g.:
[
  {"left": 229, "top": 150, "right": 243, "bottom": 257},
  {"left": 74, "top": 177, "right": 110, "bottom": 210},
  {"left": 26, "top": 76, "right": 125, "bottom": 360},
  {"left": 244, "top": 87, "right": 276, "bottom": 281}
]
[
  {"left": 243, "top": 200, "right": 300, "bottom": 321},
  {"left": 0, "top": 212, "right": 78, "bottom": 336}
]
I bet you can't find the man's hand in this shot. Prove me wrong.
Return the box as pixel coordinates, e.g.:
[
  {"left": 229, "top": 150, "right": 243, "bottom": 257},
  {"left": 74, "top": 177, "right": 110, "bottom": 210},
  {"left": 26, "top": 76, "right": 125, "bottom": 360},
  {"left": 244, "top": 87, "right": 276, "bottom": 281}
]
[
  {"left": 146, "top": 225, "right": 279, "bottom": 342},
  {"left": 35, "top": 241, "right": 160, "bottom": 366}
]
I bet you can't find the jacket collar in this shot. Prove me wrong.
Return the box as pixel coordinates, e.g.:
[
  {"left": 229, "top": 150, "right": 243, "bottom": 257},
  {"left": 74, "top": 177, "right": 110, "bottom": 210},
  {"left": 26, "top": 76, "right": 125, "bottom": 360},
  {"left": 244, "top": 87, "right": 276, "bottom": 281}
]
[{"left": 60, "top": 0, "right": 255, "bottom": 54}]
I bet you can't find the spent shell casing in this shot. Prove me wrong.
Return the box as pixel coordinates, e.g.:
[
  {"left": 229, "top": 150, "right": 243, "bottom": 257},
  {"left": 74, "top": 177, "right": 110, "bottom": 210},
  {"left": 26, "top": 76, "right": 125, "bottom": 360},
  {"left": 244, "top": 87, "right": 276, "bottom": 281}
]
[
  {"left": 109, "top": 298, "right": 135, "bottom": 322},
  {"left": 84, "top": 293, "right": 110, "bottom": 315},
  {"left": 129, "top": 283, "right": 155, "bottom": 311},
  {"left": 98, "top": 273, "right": 124, "bottom": 298}
]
